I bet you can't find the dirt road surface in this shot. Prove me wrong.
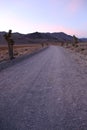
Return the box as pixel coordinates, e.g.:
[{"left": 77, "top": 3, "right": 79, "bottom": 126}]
[{"left": 0, "top": 46, "right": 87, "bottom": 130}]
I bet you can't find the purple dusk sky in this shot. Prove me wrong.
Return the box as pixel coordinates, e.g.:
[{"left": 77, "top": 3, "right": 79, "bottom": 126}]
[{"left": 0, "top": 0, "right": 87, "bottom": 37}]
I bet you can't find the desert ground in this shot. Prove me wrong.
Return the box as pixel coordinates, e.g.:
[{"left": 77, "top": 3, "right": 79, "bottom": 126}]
[
  {"left": 0, "top": 44, "right": 43, "bottom": 62},
  {"left": 0, "top": 41, "right": 60, "bottom": 62},
  {"left": 0, "top": 42, "right": 87, "bottom": 66},
  {"left": 64, "top": 42, "right": 87, "bottom": 67}
]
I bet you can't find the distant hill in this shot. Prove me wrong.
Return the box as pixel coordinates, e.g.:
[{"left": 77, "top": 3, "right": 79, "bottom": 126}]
[
  {"left": 0, "top": 31, "right": 86, "bottom": 45},
  {"left": 50, "top": 32, "right": 73, "bottom": 42},
  {"left": 0, "top": 32, "right": 7, "bottom": 45},
  {"left": 25, "top": 32, "right": 73, "bottom": 42},
  {"left": 79, "top": 38, "right": 87, "bottom": 42}
]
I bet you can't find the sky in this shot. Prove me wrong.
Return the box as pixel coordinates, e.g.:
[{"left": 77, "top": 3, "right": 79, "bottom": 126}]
[{"left": 0, "top": 0, "right": 87, "bottom": 38}]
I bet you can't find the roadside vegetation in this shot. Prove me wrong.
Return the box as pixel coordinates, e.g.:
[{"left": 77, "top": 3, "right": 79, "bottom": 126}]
[
  {"left": 61, "top": 35, "right": 87, "bottom": 65},
  {"left": 0, "top": 44, "right": 46, "bottom": 62},
  {"left": 64, "top": 35, "right": 87, "bottom": 56},
  {"left": 0, "top": 31, "right": 87, "bottom": 63}
]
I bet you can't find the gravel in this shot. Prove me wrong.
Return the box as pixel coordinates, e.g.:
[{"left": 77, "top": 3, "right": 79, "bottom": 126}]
[{"left": 0, "top": 46, "right": 87, "bottom": 130}]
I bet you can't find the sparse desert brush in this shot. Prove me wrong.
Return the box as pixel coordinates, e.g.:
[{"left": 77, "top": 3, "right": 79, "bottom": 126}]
[
  {"left": 14, "top": 51, "right": 18, "bottom": 56},
  {"left": 81, "top": 48, "right": 85, "bottom": 51},
  {"left": 0, "top": 44, "right": 42, "bottom": 62}
]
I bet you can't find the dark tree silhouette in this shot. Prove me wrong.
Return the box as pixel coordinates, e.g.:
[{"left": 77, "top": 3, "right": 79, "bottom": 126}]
[
  {"left": 42, "top": 43, "right": 44, "bottom": 47},
  {"left": 73, "top": 35, "right": 78, "bottom": 47},
  {"left": 61, "top": 41, "right": 64, "bottom": 46},
  {"left": 4, "top": 30, "right": 14, "bottom": 60}
]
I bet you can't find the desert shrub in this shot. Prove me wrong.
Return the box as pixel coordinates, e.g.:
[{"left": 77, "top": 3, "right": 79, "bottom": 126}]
[{"left": 81, "top": 48, "right": 85, "bottom": 51}]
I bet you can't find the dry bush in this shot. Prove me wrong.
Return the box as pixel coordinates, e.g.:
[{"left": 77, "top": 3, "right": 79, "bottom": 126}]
[{"left": 65, "top": 42, "right": 87, "bottom": 55}]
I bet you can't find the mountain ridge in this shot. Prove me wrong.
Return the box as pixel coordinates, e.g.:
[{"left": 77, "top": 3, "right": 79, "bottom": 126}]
[{"left": 0, "top": 31, "right": 87, "bottom": 45}]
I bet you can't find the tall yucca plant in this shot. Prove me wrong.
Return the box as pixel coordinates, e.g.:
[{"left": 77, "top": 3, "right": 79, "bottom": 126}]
[
  {"left": 4, "top": 30, "right": 14, "bottom": 60},
  {"left": 73, "top": 35, "right": 78, "bottom": 47}
]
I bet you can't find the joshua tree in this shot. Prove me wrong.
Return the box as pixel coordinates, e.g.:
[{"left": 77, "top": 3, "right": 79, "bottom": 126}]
[
  {"left": 46, "top": 43, "right": 48, "bottom": 46},
  {"left": 61, "top": 41, "right": 64, "bottom": 46},
  {"left": 4, "top": 30, "right": 14, "bottom": 60},
  {"left": 73, "top": 35, "right": 78, "bottom": 47},
  {"left": 65, "top": 42, "right": 68, "bottom": 47},
  {"left": 42, "top": 43, "right": 44, "bottom": 47}
]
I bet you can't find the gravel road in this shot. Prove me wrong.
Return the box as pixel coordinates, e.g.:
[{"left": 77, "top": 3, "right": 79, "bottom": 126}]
[{"left": 0, "top": 46, "right": 87, "bottom": 130}]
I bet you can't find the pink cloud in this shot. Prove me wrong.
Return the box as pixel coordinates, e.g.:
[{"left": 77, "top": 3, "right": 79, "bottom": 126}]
[
  {"left": 37, "top": 24, "right": 86, "bottom": 37},
  {"left": 32, "top": 24, "right": 77, "bottom": 36},
  {"left": 53, "top": 25, "right": 78, "bottom": 36},
  {"left": 68, "top": 0, "right": 84, "bottom": 13},
  {"left": 16, "top": 23, "right": 87, "bottom": 37}
]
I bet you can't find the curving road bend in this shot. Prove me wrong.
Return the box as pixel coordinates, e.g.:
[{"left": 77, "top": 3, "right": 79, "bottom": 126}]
[{"left": 0, "top": 46, "right": 87, "bottom": 130}]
